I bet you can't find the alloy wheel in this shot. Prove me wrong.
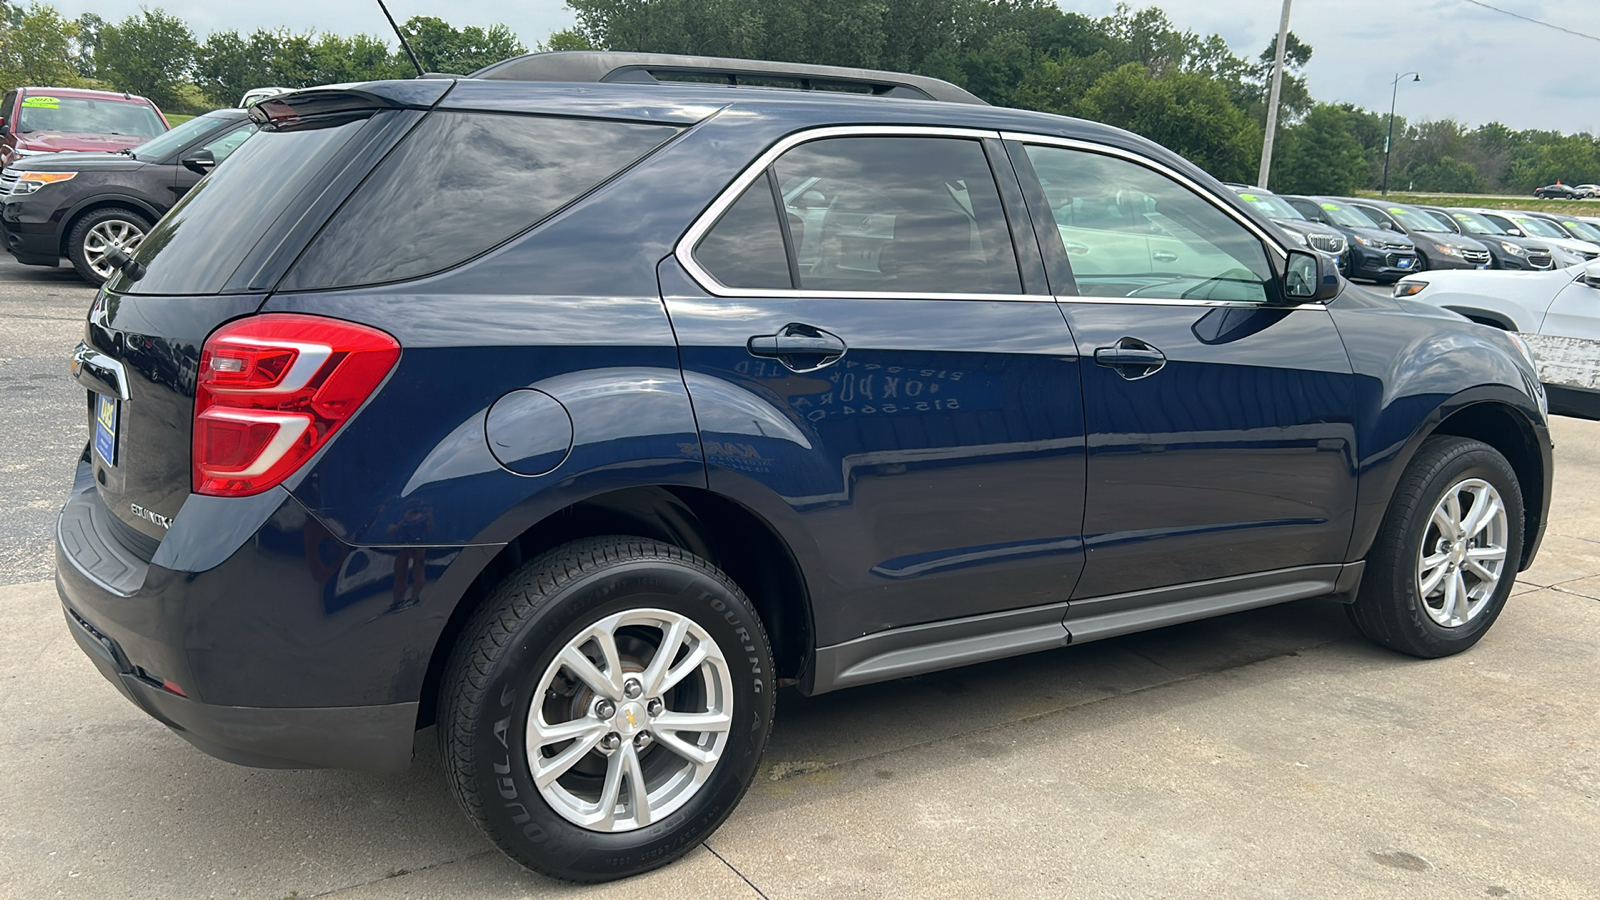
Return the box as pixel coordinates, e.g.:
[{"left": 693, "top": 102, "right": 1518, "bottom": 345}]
[
  {"left": 82, "top": 218, "right": 146, "bottom": 280},
  {"left": 1416, "top": 477, "right": 1509, "bottom": 628}
]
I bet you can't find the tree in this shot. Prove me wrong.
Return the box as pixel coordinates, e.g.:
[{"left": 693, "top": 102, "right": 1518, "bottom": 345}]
[
  {"left": 402, "top": 16, "right": 525, "bottom": 75},
  {"left": 1079, "top": 62, "right": 1261, "bottom": 182},
  {"left": 1272, "top": 103, "right": 1370, "bottom": 195},
  {"left": 96, "top": 8, "right": 195, "bottom": 111},
  {"left": 0, "top": 3, "right": 90, "bottom": 89},
  {"left": 537, "top": 28, "right": 595, "bottom": 52}
]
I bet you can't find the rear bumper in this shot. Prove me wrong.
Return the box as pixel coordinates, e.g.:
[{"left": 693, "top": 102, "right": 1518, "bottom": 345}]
[
  {"left": 55, "top": 455, "right": 497, "bottom": 771},
  {"left": 62, "top": 601, "right": 417, "bottom": 770}
]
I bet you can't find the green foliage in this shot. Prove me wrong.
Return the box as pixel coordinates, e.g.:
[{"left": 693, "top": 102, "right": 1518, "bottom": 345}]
[
  {"left": 95, "top": 8, "right": 196, "bottom": 111},
  {"left": 1079, "top": 63, "right": 1261, "bottom": 183},
  {"left": 0, "top": 4, "right": 91, "bottom": 89},
  {"left": 400, "top": 16, "right": 526, "bottom": 75},
  {"left": 1271, "top": 103, "right": 1370, "bottom": 195}
]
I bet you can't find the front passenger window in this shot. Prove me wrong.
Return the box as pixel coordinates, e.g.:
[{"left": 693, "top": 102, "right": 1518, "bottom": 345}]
[{"left": 1022, "top": 145, "right": 1273, "bottom": 303}]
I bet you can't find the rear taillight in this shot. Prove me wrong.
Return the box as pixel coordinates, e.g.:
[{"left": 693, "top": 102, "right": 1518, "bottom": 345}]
[{"left": 194, "top": 314, "right": 399, "bottom": 497}]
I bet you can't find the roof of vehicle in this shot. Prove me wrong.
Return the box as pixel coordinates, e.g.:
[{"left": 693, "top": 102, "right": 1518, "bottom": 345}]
[
  {"left": 11, "top": 86, "right": 157, "bottom": 104},
  {"left": 470, "top": 51, "right": 988, "bottom": 105}
]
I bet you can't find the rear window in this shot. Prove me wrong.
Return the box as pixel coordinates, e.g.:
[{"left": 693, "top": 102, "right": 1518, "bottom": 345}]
[
  {"left": 16, "top": 94, "right": 164, "bottom": 138},
  {"left": 278, "top": 112, "right": 678, "bottom": 291},
  {"left": 119, "top": 114, "right": 373, "bottom": 295}
]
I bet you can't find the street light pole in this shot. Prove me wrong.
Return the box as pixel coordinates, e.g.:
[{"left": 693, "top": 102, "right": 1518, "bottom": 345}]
[
  {"left": 1256, "top": 0, "right": 1293, "bottom": 189},
  {"left": 1381, "top": 71, "right": 1420, "bottom": 195}
]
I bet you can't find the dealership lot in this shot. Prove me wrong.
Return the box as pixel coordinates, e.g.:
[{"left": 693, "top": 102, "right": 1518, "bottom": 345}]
[{"left": 2, "top": 258, "right": 1598, "bottom": 898}]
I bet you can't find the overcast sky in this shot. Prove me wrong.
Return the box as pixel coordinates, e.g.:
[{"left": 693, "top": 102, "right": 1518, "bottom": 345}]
[{"left": 45, "top": 0, "right": 1600, "bottom": 133}]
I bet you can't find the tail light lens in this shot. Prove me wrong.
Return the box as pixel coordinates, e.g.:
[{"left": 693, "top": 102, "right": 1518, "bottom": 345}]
[{"left": 194, "top": 314, "right": 399, "bottom": 497}]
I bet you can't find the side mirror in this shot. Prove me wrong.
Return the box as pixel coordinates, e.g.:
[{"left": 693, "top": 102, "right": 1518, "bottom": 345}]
[
  {"left": 1379, "top": 220, "right": 1397, "bottom": 232},
  {"left": 1284, "top": 250, "right": 1339, "bottom": 303},
  {"left": 1584, "top": 260, "right": 1600, "bottom": 289},
  {"left": 182, "top": 149, "right": 216, "bottom": 175}
]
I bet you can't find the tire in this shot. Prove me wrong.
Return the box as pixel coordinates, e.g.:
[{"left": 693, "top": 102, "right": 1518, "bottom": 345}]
[
  {"left": 439, "top": 536, "right": 775, "bottom": 883},
  {"left": 1350, "top": 436, "right": 1524, "bottom": 658},
  {"left": 67, "top": 207, "right": 151, "bottom": 285}
]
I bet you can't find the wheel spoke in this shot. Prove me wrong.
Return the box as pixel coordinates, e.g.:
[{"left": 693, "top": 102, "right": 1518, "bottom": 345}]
[
  {"left": 622, "top": 744, "right": 651, "bottom": 827},
  {"left": 1440, "top": 567, "right": 1461, "bottom": 622},
  {"left": 1431, "top": 504, "right": 1457, "bottom": 541},
  {"left": 1443, "top": 491, "right": 1464, "bottom": 538},
  {"left": 657, "top": 642, "right": 710, "bottom": 695},
  {"left": 595, "top": 745, "right": 627, "bottom": 829},
  {"left": 653, "top": 729, "right": 717, "bottom": 766},
  {"left": 530, "top": 714, "right": 605, "bottom": 749},
  {"left": 641, "top": 617, "right": 690, "bottom": 698},
  {"left": 1419, "top": 561, "right": 1449, "bottom": 597},
  {"left": 558, "top": 642, "right": 621, "bottom": 702},
  {"left": 531, "top": 727, "right": 605, "bottom": 788},
  {"left": 1462, "top": 492, "right": 1502, "bottom": 540},
  {"left": 1464, "top": 557, "right": 1500, "bottom": 584},
  {"left": 656, "top": 709, "right": 733, "bottom": 736}
]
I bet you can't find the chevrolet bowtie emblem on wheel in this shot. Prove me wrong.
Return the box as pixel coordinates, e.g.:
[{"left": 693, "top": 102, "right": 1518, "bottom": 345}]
[{"left": 624, "top": 708, "right": 638, "bottom": 728}]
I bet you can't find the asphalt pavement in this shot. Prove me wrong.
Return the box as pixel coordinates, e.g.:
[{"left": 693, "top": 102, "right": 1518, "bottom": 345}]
[{"left": 2, "top": 257, "right": 1598, "bottom": 898}]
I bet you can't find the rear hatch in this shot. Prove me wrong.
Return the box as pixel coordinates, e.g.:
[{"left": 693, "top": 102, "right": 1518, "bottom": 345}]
[{"left": 71, "top": 84, "right": 445, "bottom": 552}]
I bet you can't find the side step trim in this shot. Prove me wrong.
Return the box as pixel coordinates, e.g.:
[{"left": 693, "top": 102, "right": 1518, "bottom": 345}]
[{"left": 804, "top": 563, "right": 1357, "bottom": 695}]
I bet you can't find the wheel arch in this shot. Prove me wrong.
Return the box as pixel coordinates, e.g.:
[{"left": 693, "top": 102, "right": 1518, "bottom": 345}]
[
  {"left": 415, "top": 484, "right": 813, "bottom": 729},
  {"left": 1426, "top": 400, "right": 1547, "bottom": 570},
  {"left": 1441, "top": 306, "right": 1517, "bottom": 331},
  {"left": 57, "top": 197, "right": 161, "bottom": 255}
]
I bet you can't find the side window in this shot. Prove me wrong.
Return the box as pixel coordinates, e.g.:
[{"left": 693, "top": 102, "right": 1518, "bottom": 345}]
[
  {"left": 771, "top": 136, "right": 1021, "bottom": 294},
  {"left": 1021, "top": 144, "right": 1272, "bottom": 303},
  {"left": 1352, "top": 206, "right": 1390, "bottom": 228},
  {"left": 0, "top": 91, "right": 14, "bottom": 130},
  {"left": 282, "top": 112, "right": 679, "bottom": 291},
  {"left": 694, "top": 172, "right": 792, "bottom": 290},
  {"left": 201, "top": 124, "right": 258, "bottom": 164}
]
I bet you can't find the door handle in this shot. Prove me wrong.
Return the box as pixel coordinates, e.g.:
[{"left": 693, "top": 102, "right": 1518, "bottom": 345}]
[
  {"left": 1093, "top": 337, "right": 1166, "bottom": 380},
  {"left": 1152, "top": 250, "right": 1179, "bottom": 264},
  {"left": 747, "top": 323, "right": 847, "bottom": 372}
]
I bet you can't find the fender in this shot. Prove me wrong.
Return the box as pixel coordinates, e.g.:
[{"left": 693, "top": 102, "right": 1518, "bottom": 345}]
[
  {"left": 1335, "top": 288, "right": 1549, "bottom": 567},
  {"left": 1439, "top": 305, "right": 1517, "bottom": 331},
  {"left": 56, "top": 193, "right": 166, "bottom": 246}
]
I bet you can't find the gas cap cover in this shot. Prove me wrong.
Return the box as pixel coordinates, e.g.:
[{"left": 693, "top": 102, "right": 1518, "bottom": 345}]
[{"left": 484, "top": 389, "right": 573, "bottom": 476}]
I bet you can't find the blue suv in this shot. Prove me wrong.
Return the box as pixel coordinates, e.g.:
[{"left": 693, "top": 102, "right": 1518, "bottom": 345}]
[{"left": 56, "top": 53, "right": 1552, "bottom": 882}]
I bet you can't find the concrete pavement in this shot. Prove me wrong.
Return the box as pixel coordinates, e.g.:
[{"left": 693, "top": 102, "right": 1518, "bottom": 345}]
[{"left": 2, "top": 253, "right": 1597, "bottom": 897}]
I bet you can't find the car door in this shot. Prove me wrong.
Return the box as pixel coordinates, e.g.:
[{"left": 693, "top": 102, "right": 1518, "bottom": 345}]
[
  {"left": 661, "top": 129, "right": 1088, "bottom": 646},
  {"left": 173, "top": 121, "right": 258, "bottom": 199},
  {"left": 1006, "top": 137, "right": 1359, "bottom": 612}
]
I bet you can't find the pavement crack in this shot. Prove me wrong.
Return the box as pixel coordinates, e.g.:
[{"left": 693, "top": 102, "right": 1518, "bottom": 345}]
[
  {"left": 303, "top": 849, "right": 499, "bottom": 898},
  {"left": 705, "top": 842, "right": 770, "bottom": 899}
]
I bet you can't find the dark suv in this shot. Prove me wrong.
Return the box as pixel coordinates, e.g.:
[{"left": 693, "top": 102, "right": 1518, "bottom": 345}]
[
  {"left": 1, "top": 108, "right": 256, "bottom": 284},
  {"left": 56, "top": 53, "right": 1552, "bottom": 883},
  {"left": 1344, "top": 200, "right": 1495, "bottom": 272},
  {"left": 1282, "top": 195, "right": 1419, "bottom": 282}
]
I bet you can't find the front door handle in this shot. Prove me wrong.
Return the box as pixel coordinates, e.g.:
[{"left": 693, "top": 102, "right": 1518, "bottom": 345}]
[
  {"left": 748, "top": 323, "right": 846, "bottom": 372},
  {"left": 1093, "top": 337, "right": 1166, "bottom": 380},
  {"left": 1152, "top": 250, "right": 1179, "bottom": 264}
]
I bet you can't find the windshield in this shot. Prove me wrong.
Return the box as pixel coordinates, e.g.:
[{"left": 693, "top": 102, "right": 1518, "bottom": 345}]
[
  {"left": 1446, "top": 211, "right": 1499, "bottom": 235},
  {"left": 15, "top": 95, "right": 165, "bottom": 138},
  {"left": 1315, "top": 200, "right": 1373, "bottom": 229},
  {"left": 1557, "top": 218, "right": 1600, "bottom": 242},
  {"left": 124, "top": 114, "right": 227, "bottom": 160},
  {"left": 1511, "top": 215, "right": 1568, "bottom": 239},
  {"left": 1417, "top": 209, "right": 1460, "bottom": 232},
  {"left": 1384, "top": 205, "right": 1449, "bottom": 233},
  {"left": 1234, "top": 190, "right": 1305, "bottom": 220}
]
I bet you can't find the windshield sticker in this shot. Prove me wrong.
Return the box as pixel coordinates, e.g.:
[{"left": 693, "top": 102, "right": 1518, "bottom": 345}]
[
  {"left": 1321, "top": 202, "right": 1340, "bottom": 210},
  {"left": 1388, "top": 207, "right": 1404, "bottom": 214},
  {"left": 1239, "top": 193, "right": 1259, "bottom": 201},
  {"left": 21, "top": 96, "right": 60, "bottom": 108}
]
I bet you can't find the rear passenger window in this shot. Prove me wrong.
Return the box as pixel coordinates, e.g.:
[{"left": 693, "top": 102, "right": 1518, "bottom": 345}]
[
  {"left": 282, "top": 112, "right": 678, "bottom": 291},
  {"left": 774, "top": 137, "right": 1022, "bottom": 295},
  {"left": 694, "top": 172, "right": 792, "bottom": 289}
]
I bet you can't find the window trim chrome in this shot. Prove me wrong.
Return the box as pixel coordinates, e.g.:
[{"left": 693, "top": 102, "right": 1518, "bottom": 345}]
[
  {"left": 675, "top": 124, "right": 1048, "bottom": 302},
  {"left": 1001, "top": 132, "right": 1292, "bottom": 261}
]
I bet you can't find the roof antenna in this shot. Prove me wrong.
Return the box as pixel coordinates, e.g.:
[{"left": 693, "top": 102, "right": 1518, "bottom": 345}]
[{"left": 376, "top": 0, "right": 426, "bottom": 77}]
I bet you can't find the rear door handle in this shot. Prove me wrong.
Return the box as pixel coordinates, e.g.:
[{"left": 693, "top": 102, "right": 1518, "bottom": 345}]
[
  {"left": 1093, "top": 337, "right": 1166, "bottom": 380},
  {"left": 748, "top": 323, "right": 847, "bottom": 372}
]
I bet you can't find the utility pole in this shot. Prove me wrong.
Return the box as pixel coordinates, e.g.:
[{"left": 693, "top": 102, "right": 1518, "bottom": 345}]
[
  {"left": 1381, "top": 72, "right": 1421, "bottom": 195},
  {"left": 1256, "top": 0, "right": 1293, "bottom": 189}
]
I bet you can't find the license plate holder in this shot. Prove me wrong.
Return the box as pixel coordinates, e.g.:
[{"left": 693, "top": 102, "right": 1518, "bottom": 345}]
[{"left": 94, "top": 393, "right": 118, "bottom": 466}]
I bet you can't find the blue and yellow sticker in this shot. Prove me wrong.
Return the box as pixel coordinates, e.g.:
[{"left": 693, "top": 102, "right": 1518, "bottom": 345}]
[{"left": 94, "top": 393, "right": 117, "bottom": 465}]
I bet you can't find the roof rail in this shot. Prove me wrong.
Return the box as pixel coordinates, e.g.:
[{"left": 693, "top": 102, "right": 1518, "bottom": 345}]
[{"left": 469, "top": 51, "right": 987, "bottom": 105}]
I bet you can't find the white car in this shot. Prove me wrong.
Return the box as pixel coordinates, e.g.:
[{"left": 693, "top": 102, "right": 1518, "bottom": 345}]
[{"left": 1393, "top": 262, "right": 1600, "bottom": 419}]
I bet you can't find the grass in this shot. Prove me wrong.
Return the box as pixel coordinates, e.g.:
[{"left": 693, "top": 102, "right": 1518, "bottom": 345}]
[
  {"left": 1353, "top": 190, "right": 1600, "bottom": 215},
  {"left": 165, "top": 113, "right": 194, "bottom": 126}
]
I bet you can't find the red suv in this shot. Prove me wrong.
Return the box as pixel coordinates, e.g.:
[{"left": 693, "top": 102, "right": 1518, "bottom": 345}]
[{"left": 0, "top": 87, "right": 168, "bottom": 166}]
